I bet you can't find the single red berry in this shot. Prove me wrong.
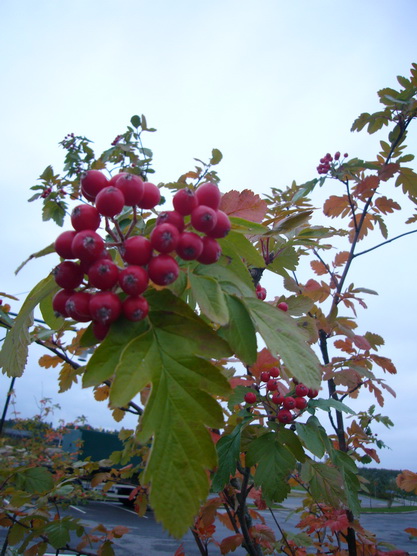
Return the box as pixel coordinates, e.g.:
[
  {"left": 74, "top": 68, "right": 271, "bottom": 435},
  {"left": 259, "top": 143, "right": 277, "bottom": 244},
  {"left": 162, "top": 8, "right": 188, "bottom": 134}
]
[
  {"left": 195, "top": 182, "right": 221, "bottom": 210},
  {"left": 344, "top": 153, "right": 349, "bottom": 158},
  {"left": 277, "top": 302, "right": 288, "bottom": 312},
  {"left": 271, "top": 393, "right": 284, "bottom": 405},
  {"left": 114, "top": 173, "right": 144, "bottom": 206},
  {"left": 71, "top": 204, "right": 101, "bottom": 232},
  {"left": 109, "top": 171, "right": 129, "bottom": 186},
  {"left": 173, "top": 188, "right": 198, "bottom": 215},
  {"left": 176, "top": 232, "right": 204, "bottom": 261},
  {"left": 92, "top": 321, "right": 110, "bottom": 341},
  {"left": 123, "top": 296, "right": 149, "bottom": 322},
  {"left": 52, "top": 289, "right": 74, "bottom": 317},
  {"left": 283, "top": 396, "right": 296, "bottom": 409},
  {"left": 191, "top": 205, "right": 217, "bottom": 233},
  {"left": 88, "top": 259, "right": 120, "bottom": 290},
  {"left": 80, "top": 170, "right": 109, "bottom": 202},
  {"left": 295, "top": 384, "right": 309, "bottom": 397},
  {"left": 89, "top": 292, "right": 122, "bottom": 324},
  {"left": 267, "top": 379, "right": 278, "bottom": 392},
  {"left": 54, "top": 231, "right": 77, "bottom": 259},
  {"left": 53, "top": 261, "right": 84, "bottom": 290},
  {"left": 260, "top": 371, "right": 270, "bottom": 382},
  {"left": 138, "top": 182, "right": 161, "bottom": 209},
  {"left": 295, "top": 397, "right": 308, "bottom": 410},
  {"left": 148, "top": 254, "right": 179, "bottom": 286},
  {"left": 155, "top": 210, "right": 185, "bottom": 232},
  {"left": 95, "top": 186, "right": 125, "bottom": 217},
  {"left": 307, "top": 388, "right": 319, "bottom": 398},
  {"left": 122, "top": 236, "right": 153, "bottom": 266},
  {"left": 119, "top": 266, "right": 148, "bottom": 296},
  {"left": 269, "top": 366, "right": 280, "bottom": 378},
  {"left": 197, "top": 236, "right": 222, "bottom": 265},
  {"left": 277, "top": 409, "right": 293, "bottom": 424},
  {"left": 206, "top": 210, "right": 231, "bottom": 239},
  {"left": 65, "top": 292, "right": 92, "bottom": 322},
  {"left": 334, "top": 151, "right": 341, "bottom": 161},
  {"left": 244, "top": 392, "right": 257, "bottom": 404},
  {"left": 256, "top": 287, "right": 267, "bottom": 301},
  {"left": 72, "top": 230, "right": 105, "bottom": 263},
  {"left": 150, "top": 223, "right": 180, "bottom": 253}
]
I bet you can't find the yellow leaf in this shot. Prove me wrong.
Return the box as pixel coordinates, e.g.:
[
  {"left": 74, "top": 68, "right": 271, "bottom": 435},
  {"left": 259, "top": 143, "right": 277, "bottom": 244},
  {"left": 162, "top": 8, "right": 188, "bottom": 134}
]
[
  {"left": 58, "top": 363, "right": 81, "bottom": 393},
  {"left": 39, "top": 354, "right": 63, "bottom": 369},
  {"left": 94, "top": 385, "right": 110, "bottom": 401},
  {"left": 112, "top": 408, "right": 125, "bottom": 422}
]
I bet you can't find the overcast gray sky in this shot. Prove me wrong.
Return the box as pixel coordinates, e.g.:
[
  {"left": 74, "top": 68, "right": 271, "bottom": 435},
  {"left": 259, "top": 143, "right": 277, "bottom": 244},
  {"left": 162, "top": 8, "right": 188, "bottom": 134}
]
[{"left": 1, "top": 0, "right": 417, "bottom": 470}]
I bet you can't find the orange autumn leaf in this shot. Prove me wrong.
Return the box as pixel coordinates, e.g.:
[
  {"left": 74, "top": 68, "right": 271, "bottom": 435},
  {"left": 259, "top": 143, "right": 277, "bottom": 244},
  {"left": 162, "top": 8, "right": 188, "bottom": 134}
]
[
  {"left": 310, "top": 260, "right": 328, "bottom": 276},
  {"left": 374, "top": 196, "right": 401, "bottom": 214},
  {"left": 348, "top": 212, "right": 374, "bottom": 242},
  {"left": 354, "top": 175, "right": 379, "bottom": 197},
  {"left": 217, "top": 512, "right": 237, "bottom": 532},
  {"left": 220, "top": 189, "right": 268, "bottom": 223},
  {"left": 220, "top": 534, "right": 244, "bottom": 554},
  {"left": 303, "top": 279, "right": 331, "bottom": 302},
  {"left": 378, "top": 161, "right": 400, "bottom": 181},
  {"left": 250, "top": 348, "right": 280, "bottom": 379},
  {"left": 112, "top": 408, "right": 125, "bottom": 422},
  {"left": 405, "top": 527, "right": 417, "bottom": 537},
  {"left": 370, "top": 354, "right": 397, "bottom": 374},
  {"left": 94, "top": 384, "right": 110, "bottom": 401},
  {"left": 323, "top": 195, "right": 351, "bottom": 218},
  {"left": 334, "top": 251, "right": 350, "bottom": 267},
  {"left": 39, "top": 354, "right": 63, "bottom": 368},
  {"left": 396, "top": 470, "right": 417, "bottom": 493}
]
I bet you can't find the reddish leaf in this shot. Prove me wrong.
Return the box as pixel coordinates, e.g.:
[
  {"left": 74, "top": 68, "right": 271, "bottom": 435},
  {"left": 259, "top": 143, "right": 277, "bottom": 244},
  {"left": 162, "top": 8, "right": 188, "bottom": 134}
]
[
  {"left": 405, "top": 527, "right": 417, "bottom": 537},
  {"left": 217, "top": 512, "right": 237, "bottom": 532},
  {"left": 333, "top": 251, "right": 350, "bottom": 267},
  {"left": 229, "top": 376, "right": 255, "bottom": 388},
  {"left": 378, "top": 162, "right": 400, "bottom": 181},
  {"left": 374, "top": 196, "right": 401, "bottom": 214},
  {"left": 370, "top": 355, "right": 397, "bottom": 374},
  {"left": 174, "top": 544, "right": 186, "bottom": 556},
  {"left": 303, "top": 279, "right": 331, "bottom": 302},
  {"left": 323, "top": 195, "right": 351, "bottom": 218},
  {"left": 322, "top": 510, "right": 350, "bottom": 533},
  {"left": 352, "top": 335, "right": 371, "bottom": 351},
  {"left": 220, "top": 189, "right": 268, "bottom": 223},
  {"left": 333, "top": 338, "right": 355, "bottom": 354},
  {"left": 363, "top": 447, "right": 380, "bottom": 463},
  {"left": 250, "top": 348, "right": 280, "bottom": 379},
  {"left": 220, "top": 534, "right": 244, "bottom": 554},
  {"left": 354, "top": 175, "right": 379, "bottom": 197}
]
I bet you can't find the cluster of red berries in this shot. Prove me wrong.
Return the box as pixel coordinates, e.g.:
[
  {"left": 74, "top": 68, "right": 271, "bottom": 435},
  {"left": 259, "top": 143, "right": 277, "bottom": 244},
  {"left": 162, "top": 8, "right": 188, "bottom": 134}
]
[
  {"left": 52, "top": 170, "right": 231, "bottom": 340},
  {"left": 243, "top": 369, "right": 319, "bottom": 425},
  {"left": 316, "top": 151, "right": 348, "bottom": 175}
]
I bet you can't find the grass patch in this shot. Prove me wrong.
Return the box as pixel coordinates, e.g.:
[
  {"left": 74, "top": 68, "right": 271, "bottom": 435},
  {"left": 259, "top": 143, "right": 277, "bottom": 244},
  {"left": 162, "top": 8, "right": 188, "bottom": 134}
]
[{"left": 361, "top": 505, "right": 417, "bottom": 514}]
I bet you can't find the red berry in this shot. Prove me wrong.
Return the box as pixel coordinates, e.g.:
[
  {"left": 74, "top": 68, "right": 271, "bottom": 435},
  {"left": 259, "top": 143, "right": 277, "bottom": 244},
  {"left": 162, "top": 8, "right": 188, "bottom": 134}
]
[
  {"left": 176, "top": 232, "right": 204, "bottom": 261},
  {"left": 195, "top": 182, "right": 221, "bottom": 210},
  {"left": 65, "top": 292, "right": 92, "bottom": 322},
  {"left": 53, "top": 261, "right": 84, "bottom": 290},
  {"left": 269, "top": 367, "right": 280, "bottom": 378},
  {"left": 267, "top": 379, "right": 278, "bottom": 392},
  {"left": 271, "top": 393, "right": 284, "bottom": 405},
  {"left": 277, "top": 409, "right": 293, "bottom": 424},
  {"left": 155, "top": 210, "right": 185, "bottom": 232},
  {"left": 122, "top": 236, "right": 153, "bottom": 266},
  {"left": 197, "top": 236, "right": 222, "bottom": 265},
  {"left": 206, "top": 210, "right": 231, "bottom": 239},
  {"left": 88, "top": 259, "right": 120, "bottom": 290},
  {"left": 72, "top": 230, "right": 105, "bottom": 263},
  {"left": 138, "top": 182, "right": 161, "bottom": 209},
  {"left": 260, "top": 371, "right": 270, "bottom": 382},
  {"left": 334, "top": 151, "right": 341, "bottom": 161},
  {"left": 95, "top": 186, "right": 125, "bottom": 217},
  {"left": 122, "top": 296, "right": 149, "bottom": 322},
  {"left": 89, "top": 292, "right": 122, "bottom": 324},
  {"left": 307, "top": 388, "right": 319, "bottom": 398},
  {"left": 150, "top": 223, "right": 180, "bottom": 253},
  {"left": 256, "top": 287, "right": 267, "bottom": 301},
  {"left": 295, "top": 397, "right": 308, "bottom": 410},
  {"left": 54, "top": 231, "right": 77, "bottom": 259},
  {"left": 244, "top": 392, "right": 257, "bottom": 404},
  {"left": 119, "top": 266, "right": 148, "bottom": 296},
  {"left": 283, "top": 396, "right": 296, "bottom": 409},
  {"left": 148, "top": 254, "right": 179, "bottom": 286},
  {"left": 80, "top": 170, "right": 109, "bottom": 202},
  {"left": 92, "top": 321, "right": 110, "bottom": 341},
  {"left": 295, "top": 384, "right": 309, "bottom": 397},
  {"left": 173, "top": 188, "right": 198, "bottom": 215},
  {"left": 114, "top": 173, "right": 144, "bottom": 206},
  {"left": 277, "top": 302, "right": 288, "bottom": 312},
  {"left": 191, "top": 205, "right": 217, "bottom": 233},
  {"left": 52, "top": 289, "right": 74, "bottom": 317},
  {"left": 109, "top": 172, "right": 129, "bottom": 186},
  {"left": 71, "top": 204, "right": 101, "bottom": 232}
]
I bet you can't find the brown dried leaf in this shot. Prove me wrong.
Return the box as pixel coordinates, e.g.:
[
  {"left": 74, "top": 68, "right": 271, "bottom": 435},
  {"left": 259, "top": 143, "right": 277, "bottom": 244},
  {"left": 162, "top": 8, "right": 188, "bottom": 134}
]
[{"left": 220, "top": 189, "right": 268, "bottom": 223}]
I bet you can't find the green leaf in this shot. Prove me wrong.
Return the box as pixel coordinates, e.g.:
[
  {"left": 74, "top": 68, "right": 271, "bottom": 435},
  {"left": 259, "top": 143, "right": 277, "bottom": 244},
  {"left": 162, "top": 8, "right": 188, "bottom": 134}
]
[
  {"left": 112, "top": 331, "right": 230, "bottom": 537},
  {"left": 15, "top": 466, "right": 54, "bottom": 493},
  {"left": 39, "top": 289, "right": 65, "bottom": 330},
  {"left": 15, "top": 243, "right": 55, "bottom": 275},
  {"left": 212, "top": 417, "right": 251, "bottom": 492},
  {"left": 296, "top": 417, "right": 329, "bottom": 458},
  {"left": 130, "top": 115, "right": 141, "bottom": 128},
  {"left": 269, "top": 245, "right": 299, "bottom": 276},
  {"left": 44, "top": 519, "right": 72, "bottom": 549},
  {"left": 0, "top": 275, "right": 58, "bottom": 377},
  {"left": 229, "top": 217, "right": 268, "bottom": 235},
  {"left": 242, "top": 297, "right": 321, "bottom": 389},
  {"left": 210, "top": 148, "right": 223, "bottom": 165},
  {"left": 42, "top": 200, "right": 66, "bottom": 226},
  {"left": 308, "top": 398, "right": 355, "bottom": 415},
  {"left": 268, "top": 210, "right": 313, "bottom": 234},
  {"left": 194, "top": 261, "right": 254, "bottom": 298},
  {"left": 188, "top": 273, "right": 229, "bottom": 325},
  {"left": 276, "top": 427, "right": 306, "bottom": 463},
  {"left": 395, "top": 167, "right": 417, "bottom": 198},
  {"left": 221, "top": 232, "right": 265, "bottom": 268},
  {"left": 301, "top": 460, "right": 346, "bottom": 508},
  {"left": 218, "top": 295, "right": 257, "bottom": 365},
  {"left": 7, "top": 523, "right": 26, "bottom": 546},
  {"left": 246, "top": 432, "right": 295, "bottom": 504}
]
